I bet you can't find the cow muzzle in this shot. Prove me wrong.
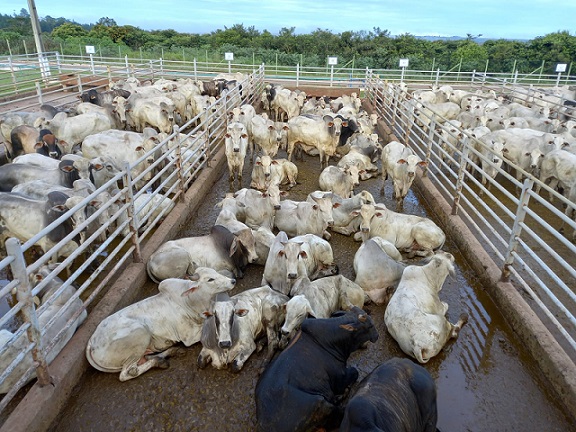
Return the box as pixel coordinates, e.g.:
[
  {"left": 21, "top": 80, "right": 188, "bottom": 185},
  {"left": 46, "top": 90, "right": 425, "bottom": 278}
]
[
  {"left": 219, "top": 340, "right": 232, "bottom": 349},
  {"left": 288, "top": 273, "right": 297, "bottom": 279},
  {"left": 233, "top": 148, "right": 240, "bottom": 153}
]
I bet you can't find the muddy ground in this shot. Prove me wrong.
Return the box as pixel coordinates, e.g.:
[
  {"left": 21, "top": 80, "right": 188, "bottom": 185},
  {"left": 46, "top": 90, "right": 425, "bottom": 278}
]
[{"left": 46, "top": 149, "right": 575, "bottom": 432}]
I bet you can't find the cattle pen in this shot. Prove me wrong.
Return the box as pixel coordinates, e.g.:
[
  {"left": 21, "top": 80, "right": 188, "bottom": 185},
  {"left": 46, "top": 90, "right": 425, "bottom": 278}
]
[{"left": 0, "top": 57, "right": 575, "bottom": 431}]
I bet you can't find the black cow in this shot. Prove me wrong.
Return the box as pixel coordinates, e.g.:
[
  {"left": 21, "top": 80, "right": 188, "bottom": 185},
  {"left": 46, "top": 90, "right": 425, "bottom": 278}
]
[
  {"left": 340, "top": 358, "right": 440, "bottom": 432},
  {"left": 335, "top": 114, "right": 359, "bottom": 146},
  {"left": 255, "top": 307, "right": 379, "bottom": 432}
]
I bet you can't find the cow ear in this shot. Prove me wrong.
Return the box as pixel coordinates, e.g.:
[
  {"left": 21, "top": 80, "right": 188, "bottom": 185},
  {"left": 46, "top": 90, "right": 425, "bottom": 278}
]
[
  {"left": 277, "top": 250, "right": 285, "bottom": 257},
  {"left": 229, "top": 238, "right": 238, "bottom": 257},
  {"left": 271, "top": 160, "right": 279, "bottom": 165},
  {"left": 235, "top": 308, "right": 249, "bottom": 317},
  {"left": 34, "top": 142, "right": 44, "bottom": 149},
  {"left": 180, "top": 283, "right": 199, "bottom": 297},
  {"left": 280, "top": 191, "right": 289, "bottom": 197},
  {"left": 397, "top": 159, "right": 407, "bottom": 164},
  {"left": 333, "top": 202, "right": 341, "bottom": 209},
  {"left": 312, "top": 204, "right": 318, "bottom": 210},
  {"left": 417, "top": 161, "right": 428, "bottom": 167},
  {"left": 202, "top": 311, "right": 213, "bottom": 318},
  {"left": 299, "top": 251, "right": 308, "bottom": 259},
  {"left": 339, "top": 324, "right": 356, "bottom": 332}
]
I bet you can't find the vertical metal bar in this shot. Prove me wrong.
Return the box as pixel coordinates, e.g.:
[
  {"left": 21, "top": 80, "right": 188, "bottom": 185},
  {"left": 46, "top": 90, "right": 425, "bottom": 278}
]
[
  {"left": 173, "top": 125, "right": 186, "bottom": 201},
  {"left": 55, "top": 52, "right": 62, "bottom": 73},
  {"left": 194, "top": 58, "right": 197, "bottom": 81},
  {"left": 452, "top": 136, "right": 470, "bottom": 215},
  {"left": 77, "top": 74, "right": 83, "bottom": 95},
  {"left": 35, "top": 81, "right": 43, "bottom": 105},
  {"left": 125, "top": 55, "right": 129, "bottom": 77},
  {"left": 5, "top": 238, "right": 51, "bottom": 387},
  {"left": 122, "top": 165, "right": 142, "bottom": 263},
  {"left": 9, "top": 56, "right": 18, "bottom": 93},
  {"left": 89, "top": 53, "right": 95, "bottom": 74},
  {"left": 160, "top": 57, "right": 164, "bottom": 79},
  {"left": 435, "top": 68, "right": 440, "bottom": 87},
  {"left": 296, "top": 63, "right": 300, "bottom": 87},
  {"left": 150, "top": 60, "right": 154, "bottom": 81},
  {"left": 501, "top": 179, "right": 534, "bottom": 281},
  {"left": 424, "top": 118, "right": 436, "bottom": 177}
]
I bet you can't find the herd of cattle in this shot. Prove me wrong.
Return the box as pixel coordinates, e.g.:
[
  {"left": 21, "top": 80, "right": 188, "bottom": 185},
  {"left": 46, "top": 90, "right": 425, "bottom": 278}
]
[
  {"left": 1, "top": 74, "right": 575, "bottom": 430},
  {"left": 407, "top": 83, "right": 576, "bottom": 237}
]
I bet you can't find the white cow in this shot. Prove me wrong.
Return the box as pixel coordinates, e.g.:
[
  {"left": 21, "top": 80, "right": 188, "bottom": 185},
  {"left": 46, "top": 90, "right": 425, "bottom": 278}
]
[
  {"left": 233, "top": 183, "right": 284, "bottom": 231},
  {"left": 225, "top": 122, "right": 249, "bottom": 189},
  {"left": 353, "top": 203, "right": 446, "bottom": 257},
  {"left": 250, "top": 115, "right": 289, "bottom": 158},
  {"left": 86, "top": 269, "right": 236, "bottom": 381},
  {"left": 337, "top": 146, "right": 378, "bottom": 180},
  {"left": 0, "top": 264, "right": 86, "bottom": 394},
  {"left": 381, "top": 140, "right": 427, "bottom": 207},
  {"left": 280, "top": 275, "right": 364, "bottom": 345},
  {"left": 34, "top": 111, "right": 114, "bottom": 150},
  {"left": 250, "top": 155, "right": 298, "bottom": 191},
  {"left": 274, "top": 199, "right": 331, "bottom": 240},
  {"left": 384, "top": 251, "right": 468, "bottom": 363},
  {"left": 330, "top": 190, "right": 375, "bottom": 236},
  {"left": 198, "top": 286, "right": 289, "bottom": 372},
  {"left": 319, "top": 165, "right": 360, "bottom": 199},
  {"left": 146, "top": 225, "right": 257, "bottom": 282},
  {"left": 287, "top": 114, "right": 346, "bottom": 167},
  {"left": 353, "top": 237, "right": 406, "bottom": 305}
]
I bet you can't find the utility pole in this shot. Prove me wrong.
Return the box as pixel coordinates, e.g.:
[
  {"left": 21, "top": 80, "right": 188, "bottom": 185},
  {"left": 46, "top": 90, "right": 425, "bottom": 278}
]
[{"left": 27, "top": 0, "right": 51, "bottom": 79}]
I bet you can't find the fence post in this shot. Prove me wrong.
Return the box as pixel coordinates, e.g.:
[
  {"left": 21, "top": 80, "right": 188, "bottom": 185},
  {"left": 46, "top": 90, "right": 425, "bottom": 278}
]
[
  {"left": 125, "top": 55, "right": 129, "bottom": 77},
  {"left": 160, "top": 57, "right": 164, "bottom": 79},
  {"left": 501, "top": 178, "right": 534, "bottom": 281},
  {"left": 435, "top": 68, "right": 440, "bottom": 87},
  {"left": 296, "top": 63, "right": 300, "bottom": 87},
  {"left": 5, "top": 238, "right": 51, "bottom": 387},
  {"left": 55, "top": 52, "right": 62, "bottom": 74},
  {"left": 8, "top": 56, "right": 18, "bottom": 93},
  {"left": 35, "top": 81, "right": 43, "bottom": 105},
  {"left": 150, "top": 60, "right": 155, "bottom": 81},
  {"left": 424, "top": 118, "right": 436, "bottom": 177},
  {"left": 193, "top": 58, "right": 197, "bottom": 81},
  {"left": 89, "top": 53, "right": 95, "bottom": 74},
  {"left": 122, "top": 164, "right": 142, "bottom": 263},
  {"left": 452, "top": 136, "right": 470, "bottom": 215}
]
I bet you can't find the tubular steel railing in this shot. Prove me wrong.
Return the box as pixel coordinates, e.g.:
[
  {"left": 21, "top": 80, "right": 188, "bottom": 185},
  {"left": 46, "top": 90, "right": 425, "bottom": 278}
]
[
  {"left": 364, "top": 71, "right": 576, "bottom": 364},
  {"left": 0, "top": 65, "right": 263, "bottom": 412}
]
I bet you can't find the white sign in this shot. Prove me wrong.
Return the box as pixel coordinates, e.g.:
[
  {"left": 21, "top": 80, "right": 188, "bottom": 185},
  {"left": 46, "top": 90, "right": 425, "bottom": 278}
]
[
  {"left": 399, "top": 58, "right": 409, "bottom": 68},
  {"left": 224, "top": 52, "right": 234, "bottom": 61},
  {"left": 556, "top": 63, "right": 567, "bottom": 73},
  {"left": 328, "top": 56, "right": 338, "bottom": 65},
  {"left": 85, "top": 45, "right": 95, "bottom": 54}
]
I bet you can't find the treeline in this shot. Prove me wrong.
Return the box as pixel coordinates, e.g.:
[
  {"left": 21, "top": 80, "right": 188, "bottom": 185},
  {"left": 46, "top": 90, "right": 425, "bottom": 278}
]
[{"left": 1, "top": 9, "right": 575, "bottom": 74}]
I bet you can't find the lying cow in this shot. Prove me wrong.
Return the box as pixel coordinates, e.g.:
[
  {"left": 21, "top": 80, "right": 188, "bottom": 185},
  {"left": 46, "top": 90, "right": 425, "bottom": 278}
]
[
  {"left": 262, "top": 232, "right": 339, "bottom": 295},
  {"left": 146, "top": 225, "right": 256, "bottom": 282},
  {"left": 280, "top": 275, "right": 365, "bottom": 346},
  {"left": 340, "top": 358, "right": 439, "bottom": 432},
  {"left": 86, "top": 268, "right": 236, "bottom": 381},
  {"left": 198, "top": 286, "right": 289, "bottom": 372},
  {"left": 353, "top": 203, "right": 446, "bottom": 257},
  {"left": 384, "top": 251, "right": 468, "bottom": 363},
  {"left": 353, "top": 237, "right": 407, "bottom": 305},
  {"left": 255, "top": 307, "right": 379, "bottom": 432}
]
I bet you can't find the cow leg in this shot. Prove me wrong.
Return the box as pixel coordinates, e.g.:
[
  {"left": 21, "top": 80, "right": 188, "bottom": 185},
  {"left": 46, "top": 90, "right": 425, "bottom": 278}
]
[
  {"left": 119, "top": 347, "right": 183, "bottom": 381},
  {"left": 230, "top": 341, "right": 257, "bottom": 373},
  {"left": 197, "top": 348, "right": 213, "bottom": 369},
  {"left": 449, "top": 313, "right": 469, "bottom": 339}
]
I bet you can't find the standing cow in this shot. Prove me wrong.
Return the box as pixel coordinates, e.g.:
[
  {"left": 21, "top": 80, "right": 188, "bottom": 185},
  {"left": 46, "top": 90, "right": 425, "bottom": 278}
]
[
  {"left": 86, "top": 268, "right": 236, "bottom": 381},
  {"left": 255, "top": 307, "right": 379, "bottom": 432},
  {"left": 225, "top": 122, "right": 249, "bottom": 190}
]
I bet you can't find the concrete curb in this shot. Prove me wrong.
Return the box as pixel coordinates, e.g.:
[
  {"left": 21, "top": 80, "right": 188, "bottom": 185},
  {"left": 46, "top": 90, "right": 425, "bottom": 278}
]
[
  {"left": 0, "top": 147, "right": 227, "bottom": 432},
  {"left": 377, "top": 119, "right": 576, "bottom": 422}
]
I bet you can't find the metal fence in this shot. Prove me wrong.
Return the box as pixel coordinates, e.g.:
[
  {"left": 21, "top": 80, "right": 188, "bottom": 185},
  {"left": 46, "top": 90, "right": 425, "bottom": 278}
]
[
  {"left": 1, "top": 54, "right": 575, "bottom": 413},
  {"left": 364, "top": 72, "right": 576, "bottom": 363},
  {"left": 2, "top": 52, "right": 576, "bottom": 109},
  {"left": 0, "top": 64, "right": 264, "bottom": 412}
]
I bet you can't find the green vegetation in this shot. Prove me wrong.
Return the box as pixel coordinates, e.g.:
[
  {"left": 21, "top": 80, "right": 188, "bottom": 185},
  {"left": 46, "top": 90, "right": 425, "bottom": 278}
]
[{"left": 1, "top": 9, "right": 574, "bottom": 74}]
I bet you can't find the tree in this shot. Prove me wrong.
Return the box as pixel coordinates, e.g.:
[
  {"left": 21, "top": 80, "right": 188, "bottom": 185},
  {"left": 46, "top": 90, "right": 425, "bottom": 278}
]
[
  {"left": 51, "top": 22, "right": 87, "bottom": 39},
  {"left": 96, "top": 17, "right": 117, "bottom": 27}
]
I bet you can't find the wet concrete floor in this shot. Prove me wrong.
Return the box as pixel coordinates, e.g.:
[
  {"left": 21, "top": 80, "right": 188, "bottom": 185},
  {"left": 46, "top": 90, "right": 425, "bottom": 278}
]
[{"left": 47, "top": 148, "right": 575, "bottom": 432}]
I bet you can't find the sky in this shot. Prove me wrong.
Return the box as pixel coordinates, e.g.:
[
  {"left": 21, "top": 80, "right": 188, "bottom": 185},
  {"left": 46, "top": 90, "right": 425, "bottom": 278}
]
[{"left": 2, "top": 0, "right": 575, "bottom": 41}]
